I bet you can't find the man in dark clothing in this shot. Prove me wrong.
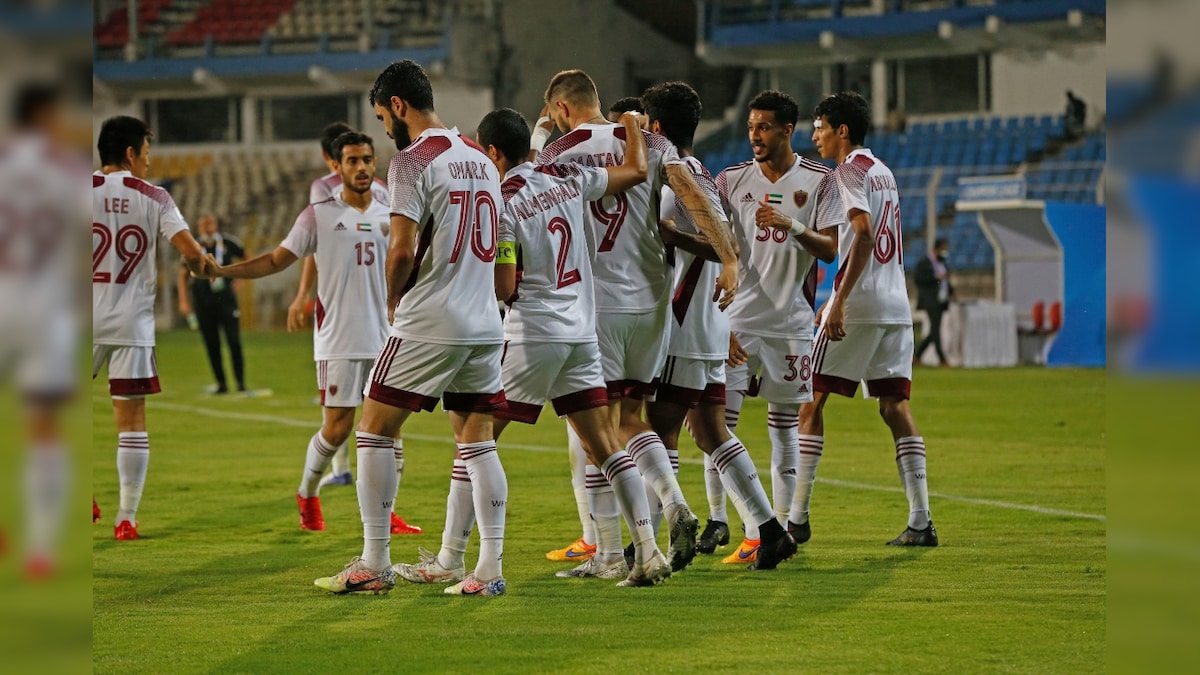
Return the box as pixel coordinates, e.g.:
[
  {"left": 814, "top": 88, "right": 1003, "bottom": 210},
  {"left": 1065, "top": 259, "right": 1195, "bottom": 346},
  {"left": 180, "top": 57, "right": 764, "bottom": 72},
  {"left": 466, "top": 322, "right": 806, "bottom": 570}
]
[
  {"left": 1065, "top": 90, "right": 1086, "bottom": 140},
  {"left": 915, "top": 238, "right": 953, "bottom": 366},
  {"left": 178, "top": 214, "right": 247, "bottom": 393}
]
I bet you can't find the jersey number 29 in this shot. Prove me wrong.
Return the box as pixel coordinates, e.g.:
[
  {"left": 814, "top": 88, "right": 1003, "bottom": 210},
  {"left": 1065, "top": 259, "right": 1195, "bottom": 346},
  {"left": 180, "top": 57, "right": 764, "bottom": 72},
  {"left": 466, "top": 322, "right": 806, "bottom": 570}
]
[{"left": 93, "top": 223, "right": 148, "bottom": 283}]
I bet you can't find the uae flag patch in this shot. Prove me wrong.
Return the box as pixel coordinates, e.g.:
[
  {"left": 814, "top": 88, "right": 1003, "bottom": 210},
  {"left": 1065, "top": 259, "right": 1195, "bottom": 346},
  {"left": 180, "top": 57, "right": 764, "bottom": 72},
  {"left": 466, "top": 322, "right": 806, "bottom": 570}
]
[
  {"left": 357, "top": 223, "right": 372, "bottom": 232},
  {"left": 765, "top": 193, "right": 783, "bottom": 205}
]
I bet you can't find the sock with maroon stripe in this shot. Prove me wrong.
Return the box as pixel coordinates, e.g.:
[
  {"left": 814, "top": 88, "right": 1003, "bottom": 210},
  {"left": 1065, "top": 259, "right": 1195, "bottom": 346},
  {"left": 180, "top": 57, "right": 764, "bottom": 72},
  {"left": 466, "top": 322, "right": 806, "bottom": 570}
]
[
  {"left": 895, "top": 436, "right": 931, "bottom": 529},
  {"left": 438, "top": 459, "right": 474, "bottom": 570},
  {"left": 355, "top": 432, "right": 396, "bottom": 569},
  {"left": 298, "top": 431, "right": 338, "bottom": 498},
  {"left": 789, "top": 434, "right": 823, "bottom": 525},
  {"left": 711, "top": 437, "right": 773, "bottom": 530},
  {"left": 330, "top": 442, "right": 351, "bottom": 478},
  {"left": 460, "top": 441, "right": 506, "bottom": 581},
  {"left": 585, "top": 465, "right": 623, "bottom": 565},
  {"left": 601, "top": 451, "right": 655, "bottom": 565},
  {"left": 116, "top": 432, "right": 149, "bottom": 526},
  {"left": 626, "top": 432, "right": 687, "bottom": 524}
]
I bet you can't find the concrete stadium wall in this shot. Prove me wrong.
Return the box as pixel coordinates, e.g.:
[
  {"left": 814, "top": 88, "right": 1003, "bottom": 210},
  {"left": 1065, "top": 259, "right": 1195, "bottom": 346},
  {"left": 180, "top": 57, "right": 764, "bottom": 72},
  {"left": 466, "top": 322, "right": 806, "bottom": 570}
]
[{"left": 991, "top": 42, "right": 1105, "bottom": 125}]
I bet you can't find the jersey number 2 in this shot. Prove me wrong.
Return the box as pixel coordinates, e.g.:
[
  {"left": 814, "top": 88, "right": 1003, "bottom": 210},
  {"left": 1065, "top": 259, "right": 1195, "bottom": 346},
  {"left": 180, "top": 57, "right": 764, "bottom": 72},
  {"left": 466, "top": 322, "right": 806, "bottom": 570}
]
[
  {"left": 93, "top": 223, "right": 149, "bottom": 283},
  {"left": 547, "top": 217, "right": 581, "bottom": 288}
]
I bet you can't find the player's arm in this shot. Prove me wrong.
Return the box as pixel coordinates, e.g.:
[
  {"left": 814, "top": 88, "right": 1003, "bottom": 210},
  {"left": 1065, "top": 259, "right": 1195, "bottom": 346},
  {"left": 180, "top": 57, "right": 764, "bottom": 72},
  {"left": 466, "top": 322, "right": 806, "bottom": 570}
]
[
  {"left": 528, "top": 105, "right": 554, "bottom": 163},
  {"left": 658, "top": 219, "right": 720, "bottom": 262},
  {"left": 288, "top": 256, "right": 318, "bottom": 331},
  {"left": 602, "top": 112, "right": 650, "bottom": 195},
  {"left": 215, "top": 246, "right": 299, "bottom": 279},
  {"left": 177, "top": 266, "right": 192, "bottom": 315},
  {"left": 170, "top": 230, "right": 210, "bottom": 277},
  {"left": 385, "top": 213, "right": 419, "bottom": 323},
  {"left": 666, "top": 164, "right": 739, "bottom": 309},
  {"left": 758, "top": 200, "right": 837, "bottom": 263},
  {"left": 495, "top": 240, "right": 517, "bottom": 302},
  {"left": 823, "top": 208, "right": 874, "bottom": 340}
]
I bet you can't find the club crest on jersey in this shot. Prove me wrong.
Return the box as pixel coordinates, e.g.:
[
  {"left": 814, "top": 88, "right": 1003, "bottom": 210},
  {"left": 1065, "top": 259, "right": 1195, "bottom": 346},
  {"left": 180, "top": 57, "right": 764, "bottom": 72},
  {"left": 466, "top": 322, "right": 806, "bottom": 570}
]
[
  {"left": 793, "top": 190, "right": 809, "bottom": 208},
  {"left": 740, "top": 192, "right": 756, "bottom": 204},
  {"left": 334, "top": 222, "right": 347, "bottom": 231},
  {"left": 357, "top": 223, "right": 371, "bottom": 232},
  {"left": 765, "top": 193, "right": 783, "bottom": 205}
]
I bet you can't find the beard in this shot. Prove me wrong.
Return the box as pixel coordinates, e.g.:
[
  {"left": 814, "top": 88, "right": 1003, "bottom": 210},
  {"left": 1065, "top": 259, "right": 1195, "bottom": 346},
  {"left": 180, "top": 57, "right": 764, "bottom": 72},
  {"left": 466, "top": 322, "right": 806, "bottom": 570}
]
[{"left": 389, "top": 110, "right": 411, "bottom": 150}]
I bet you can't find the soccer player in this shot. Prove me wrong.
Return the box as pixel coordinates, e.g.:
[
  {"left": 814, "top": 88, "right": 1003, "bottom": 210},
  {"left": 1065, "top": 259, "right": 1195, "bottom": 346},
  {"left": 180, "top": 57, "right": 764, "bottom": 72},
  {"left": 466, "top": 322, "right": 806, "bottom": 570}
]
[
  {"left": 538, "top": 69, "right": 739, "bottom": 573},
  {"left": 1, "top": 82, "right": 82, "bottom": 575},
  {"left": 641, "top": 81, "right": 802, "bottom": 570},
  {"left": 313, "top": 60, "right": 510, "bottom": 596},
  {"left": 201, "top": 131, "right": 419, "bottom": 535},
  {"left": 395, "top": 107, "right": 671, "bottom": 587},
  {"left": 93, "top": 115, "right": 210, "bottom": 541},
  {"left": 607, "top": 96, "right": 643, "bottom": 122},
  {"left": 798, "top": 91, "right": 937, "bottom": 547},
  {"left": 711, "top": 90, "right": 838, "bottom": 563},
  {"left": 291, "top": 121, "right": 392, "bottom": 490}
]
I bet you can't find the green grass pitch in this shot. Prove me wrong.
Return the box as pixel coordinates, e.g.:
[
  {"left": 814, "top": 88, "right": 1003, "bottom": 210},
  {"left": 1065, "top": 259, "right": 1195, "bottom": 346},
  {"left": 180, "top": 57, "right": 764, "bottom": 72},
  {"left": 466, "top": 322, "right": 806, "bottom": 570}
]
[{"left": 92, "top": 330, "right": 1104, "bottom": 673}]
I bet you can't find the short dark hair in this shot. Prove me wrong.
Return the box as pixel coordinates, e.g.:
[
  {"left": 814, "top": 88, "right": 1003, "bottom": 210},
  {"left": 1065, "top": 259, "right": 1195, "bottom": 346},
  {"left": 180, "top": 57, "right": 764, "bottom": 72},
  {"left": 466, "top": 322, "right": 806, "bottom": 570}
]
[
  {"left": 544, "top": 69, "right": 599, "bottom": 108},
  {"left": 609, "top": 96, "right": 643, "bottom": 116},
  {"left": 934, "top": 237, "right": 949, "bottom": 250},
  {"left": 748, "top": 90, "right": 799, "bottom": 128},
  {"left": 369, "top": 60, "right": 435, "bottom": 112},
  {"left": 477, "top": 108, "right": 530, "bottom": 166},
  {"left": 813, "top": 91, "right": 871, "bottom": 146},
  {"left": 640, "top": 81, "right": 702, "bottom": 150},
  {"left": 320, "top": 121, "right": 354, "bottom": 158},
  {"left": 331, "top": 131, "right": 374, "bottom": 162},
  {"left": 97, "top": 116, "right": 152, "bottom": 167},
  {"left": 13, "top": 82, "right": 60, "bottom": 128}
]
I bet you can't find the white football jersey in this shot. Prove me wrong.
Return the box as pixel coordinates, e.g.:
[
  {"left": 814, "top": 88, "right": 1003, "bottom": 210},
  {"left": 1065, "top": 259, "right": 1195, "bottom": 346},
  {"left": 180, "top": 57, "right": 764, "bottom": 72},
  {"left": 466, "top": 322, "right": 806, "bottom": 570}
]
[
  {"left": 716, "top": 155, "right": 828, "bottom": 339},
  {"left": 815, "top": 148, "right": 911, "bottom": 325},
  {"left": 280, "top": 193, "right": 391, "bottom": 360},
  {"left": 310, "top": 171, "right": 389, "bottom": 205},
  {"left": 498, "top": 161, "right": 609, "bottom": 344},
  {"left": 537, "top": 122, "right": 681, "bottom": 313},
  {"left": 387, "top": 128, "right": 503, "bottom": 345},
  {"left": 662, "top": 156, "right": 729, "bottom": 360},
  {"left": 92, "top": 170, "right": 189, "bottom": 346}
]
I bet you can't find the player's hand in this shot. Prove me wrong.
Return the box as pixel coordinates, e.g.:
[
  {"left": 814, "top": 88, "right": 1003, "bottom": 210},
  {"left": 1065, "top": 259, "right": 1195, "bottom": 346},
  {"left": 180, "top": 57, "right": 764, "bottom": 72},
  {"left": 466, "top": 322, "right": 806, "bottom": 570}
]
[
  {"left": 727, "top": 332, "right": 748, "bottom": 367},
  {"left": 814, "top": 300, "right": 829, "bottom": 328},
  {"left": 537, "top": 104, "right": 555, "bottom": 131},
  {"left": 193, "top": 254, "right": 220, "bottom": 279},
  {"left": 756, "top": 200, "right": 792, "bottom": 231},
  {"left": 713, "top": 261, "right": 738, "bottom": 311},
  {"left": 286, "top": 296, "right": 307, "bottom": 332},
  {"left": 824, "top": 300, "right": 847, "bottom": 341}
]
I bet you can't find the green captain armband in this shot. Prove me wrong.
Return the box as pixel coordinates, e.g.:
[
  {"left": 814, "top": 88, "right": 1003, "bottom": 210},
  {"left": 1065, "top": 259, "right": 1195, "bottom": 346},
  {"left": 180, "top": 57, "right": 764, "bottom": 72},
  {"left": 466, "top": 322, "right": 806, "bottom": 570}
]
[{"left": 496, "top": 241, "right": 517, "bottom": 264}]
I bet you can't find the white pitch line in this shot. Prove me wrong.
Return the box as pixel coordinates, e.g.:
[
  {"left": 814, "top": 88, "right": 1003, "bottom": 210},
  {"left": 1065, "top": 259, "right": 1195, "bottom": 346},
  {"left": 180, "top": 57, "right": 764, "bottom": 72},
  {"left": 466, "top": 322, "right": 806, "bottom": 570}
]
[{"left": 100, "top": 397, "right": 1106, "bottom": 523}]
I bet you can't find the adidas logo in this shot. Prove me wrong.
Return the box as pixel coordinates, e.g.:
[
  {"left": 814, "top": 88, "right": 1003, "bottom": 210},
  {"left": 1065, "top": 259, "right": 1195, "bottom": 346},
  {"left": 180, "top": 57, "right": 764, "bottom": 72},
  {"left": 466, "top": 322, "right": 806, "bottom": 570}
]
[
  {"left": 798, "top": 383, "right": 809, "bottom": 393},
  {"left": 334, "top": 222, "right": 347, "bottom": 231},
  {"left": 740, "top": 192, "right": 755, "bottom": 203}
]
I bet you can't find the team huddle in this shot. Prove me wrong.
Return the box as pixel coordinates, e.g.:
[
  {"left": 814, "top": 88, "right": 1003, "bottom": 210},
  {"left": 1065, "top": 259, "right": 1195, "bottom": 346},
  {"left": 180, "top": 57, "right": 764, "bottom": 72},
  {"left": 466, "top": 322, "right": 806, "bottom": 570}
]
[{"left": 92, "top": 60, "right": 936, "bottom": 598}]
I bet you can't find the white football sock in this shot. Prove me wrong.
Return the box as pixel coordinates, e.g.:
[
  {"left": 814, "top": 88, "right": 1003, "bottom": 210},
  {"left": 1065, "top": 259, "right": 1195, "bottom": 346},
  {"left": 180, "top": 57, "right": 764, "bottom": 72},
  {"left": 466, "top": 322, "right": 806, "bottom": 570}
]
[
  {"left": 392, "top": 439, "right": 404, "bottom": 512},
  {"left": 711, "top": 437, "right": 773, "bottom": 530},
  {"left": 767, "top": 404, "right": 800, "bottom": 524},
  {"left": 460, "top": 441, "right": 506, "bottom": 581},
  {"left": 585, "top": 465, "right": 622, "bottom": 565},
  {"left": 725, "top": 390, "right": 744, "bottom": 432},
  {"left": 298, "top": 430, "right": 338, "bottom": 498},
  {"left": 355, "top": 432, "right": 396, "bottom": 569},
  {"left": 439, "top": 459, "right": 474, "bottom": 570},
  {"left": 25, "top": 442, "right": 68, "bottom": 559},
  {"left": 330, "top": 441, "right": 351, "bottom": 477},
  {"left": 895, "top": 437, "right": 931, "bottom": 529},
  {"left": 626, "top": 432, "right": 687, "bottom": 521},
  {"left": 116, "top": 432, "right": 149, "bottom": 525},
  {"left": 703, "top": 453, "right": 727, "bottom": 523},
  {"left": 568, "top": 426, "right": 597, "bottom": 546},
  {"left": 790, "top": 434, "right": 823, "bottom": 525},
  {"left": 601, "top": 451, "right": 655, "bottom": 565}
]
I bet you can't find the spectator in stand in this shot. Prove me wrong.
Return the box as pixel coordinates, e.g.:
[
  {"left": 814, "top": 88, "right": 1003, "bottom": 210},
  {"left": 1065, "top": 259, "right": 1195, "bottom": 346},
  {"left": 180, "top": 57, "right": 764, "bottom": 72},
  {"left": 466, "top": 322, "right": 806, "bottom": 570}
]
[{"left": 1065, "top": 90, "right": 1087, "bottom": 140}]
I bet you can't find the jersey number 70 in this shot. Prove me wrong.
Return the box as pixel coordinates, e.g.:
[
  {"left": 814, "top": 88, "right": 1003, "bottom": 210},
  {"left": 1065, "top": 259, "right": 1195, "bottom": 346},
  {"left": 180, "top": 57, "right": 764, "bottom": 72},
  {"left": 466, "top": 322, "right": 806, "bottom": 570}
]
[{"left": 448, "top": 190, "right": 498, "bottom": 263}]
